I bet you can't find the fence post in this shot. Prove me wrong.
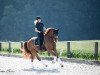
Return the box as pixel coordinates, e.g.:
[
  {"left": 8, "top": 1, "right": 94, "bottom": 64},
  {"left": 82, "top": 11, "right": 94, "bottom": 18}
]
[
  {"left": 8, "top": 41, "right": 11, "bottom": 53},
  {"left": 20, "top": 41, "right": 24, "bottom": 48},
  {"left": 0, "top": 42, "right": 2, "bottom": 51},
  {"left": 94, "top": 42, "right": 98, "bottom": 60},
  {"left": 67, "top": 42, "right": 71, "bottom": 58},
  {"left": 48, "top": 52, "right": 50, "bottom": 56}
]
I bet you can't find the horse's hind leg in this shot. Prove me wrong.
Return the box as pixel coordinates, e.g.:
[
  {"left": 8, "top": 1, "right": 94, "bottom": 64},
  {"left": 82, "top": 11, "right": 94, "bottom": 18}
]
[
  {"left": 36, "top": 53, "right": 48, "bottom": 67},
  {"left": 30, "top": 53, "right": 35, "bottom": 68},
  {"left": 29, "top": 49, "right": 36, "bottom": 68}
]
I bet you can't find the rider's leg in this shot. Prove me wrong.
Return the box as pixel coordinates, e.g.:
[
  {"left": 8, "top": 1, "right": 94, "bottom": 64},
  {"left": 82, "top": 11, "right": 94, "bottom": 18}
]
[
  {"left": 39, "top": 33, "right": 44, "bottom": 50},
  {"left": 37, "top": 33, "right": 41, "bottom": 49}
]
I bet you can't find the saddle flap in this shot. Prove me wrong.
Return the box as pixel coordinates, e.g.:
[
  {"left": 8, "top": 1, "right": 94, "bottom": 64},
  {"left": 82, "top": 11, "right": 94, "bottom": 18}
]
[
  {"left": 34, "top": 37, "right": 39, "bottom": 45},
  {"left": 31, "top": 37, "right": 39, "bottom": 45}
]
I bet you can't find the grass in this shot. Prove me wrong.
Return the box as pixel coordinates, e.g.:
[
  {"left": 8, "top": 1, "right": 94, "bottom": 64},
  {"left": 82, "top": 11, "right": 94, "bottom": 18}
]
[
  {"left": 56, "top": 41, "right": 100, "bottom": 60},
  {"left": 0, "top": 41, "right": 100, "bottom": 60}
]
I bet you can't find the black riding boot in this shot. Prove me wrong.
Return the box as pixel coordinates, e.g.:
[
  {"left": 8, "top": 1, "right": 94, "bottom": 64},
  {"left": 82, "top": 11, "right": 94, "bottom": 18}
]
[{"left": 38, "top": 33, "right": 44, "bottom": 50}]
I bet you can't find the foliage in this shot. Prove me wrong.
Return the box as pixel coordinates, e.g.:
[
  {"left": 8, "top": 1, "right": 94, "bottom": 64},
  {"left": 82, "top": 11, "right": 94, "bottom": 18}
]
[
  {"left": 0, "top": 41, "right": 100, "bottom": 60},
  {"left": 0, "top": 0, "right": 100, "bottom": 41}
]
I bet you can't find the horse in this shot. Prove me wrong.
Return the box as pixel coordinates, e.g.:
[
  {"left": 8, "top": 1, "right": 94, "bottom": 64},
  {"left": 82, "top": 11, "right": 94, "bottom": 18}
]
[{"left": 20, "top": 28, "right": 63, "bottom": 67}]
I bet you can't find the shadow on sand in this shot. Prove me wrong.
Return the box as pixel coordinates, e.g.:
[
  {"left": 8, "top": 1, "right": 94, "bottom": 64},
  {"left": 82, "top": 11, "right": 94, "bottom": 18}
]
[{"left": 23, "top": 67, "right": 60, "bottom": 73}]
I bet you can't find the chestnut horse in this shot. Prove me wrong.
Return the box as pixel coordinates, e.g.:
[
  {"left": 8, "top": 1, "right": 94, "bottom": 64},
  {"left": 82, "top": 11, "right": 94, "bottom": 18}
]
[{"left": 21, "top": 28, "right": 63, "bottom": 67}]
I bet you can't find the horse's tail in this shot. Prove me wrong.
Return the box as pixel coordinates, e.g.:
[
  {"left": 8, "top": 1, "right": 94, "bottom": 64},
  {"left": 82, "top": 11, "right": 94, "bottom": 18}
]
[{"left": 20, "top": 41, "right": 31, "bottom": 59}]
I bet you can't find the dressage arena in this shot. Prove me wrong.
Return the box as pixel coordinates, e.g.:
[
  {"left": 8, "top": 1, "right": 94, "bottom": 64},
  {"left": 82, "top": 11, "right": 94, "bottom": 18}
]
[{"left": 0, "top": 56, "right": 100, "bottom": 75}]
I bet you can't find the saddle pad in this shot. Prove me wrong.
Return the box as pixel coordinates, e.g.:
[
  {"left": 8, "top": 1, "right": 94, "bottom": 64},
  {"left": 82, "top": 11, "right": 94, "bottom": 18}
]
[{"left": 31, "top": 37, "right": 39, "bottom": 45}]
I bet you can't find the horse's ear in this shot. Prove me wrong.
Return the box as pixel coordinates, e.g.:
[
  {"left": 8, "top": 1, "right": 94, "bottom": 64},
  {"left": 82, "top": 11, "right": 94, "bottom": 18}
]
[
  {"left": 55, "top": 29, "right": 59, "bottom": 31},
  {"left": 55, "top": 28, "right": 59, "bottom": 31}
]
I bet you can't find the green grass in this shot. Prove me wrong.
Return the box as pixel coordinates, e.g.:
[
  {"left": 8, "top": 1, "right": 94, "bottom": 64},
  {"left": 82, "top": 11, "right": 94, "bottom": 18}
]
[
  {"left": 0, "top": 41, "right": 100, "bottom": 60},
  {"left": 0, "top": 42, "right": 21, "bottom": 54},
  {"left": 56, "top": 41, "right": 100, "bottom": 60}
]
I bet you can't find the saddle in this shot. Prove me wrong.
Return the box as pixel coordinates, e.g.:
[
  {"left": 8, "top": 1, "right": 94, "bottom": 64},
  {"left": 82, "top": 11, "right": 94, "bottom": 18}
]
[
  {"left": 34, "top": 37, "right": 39, "bottom": 45},
  {"left": 30, "top": 37, "right": 39, "bottom": 45},
  {"left": 31, "top": 37, "right": 46, "bottom": 51}
]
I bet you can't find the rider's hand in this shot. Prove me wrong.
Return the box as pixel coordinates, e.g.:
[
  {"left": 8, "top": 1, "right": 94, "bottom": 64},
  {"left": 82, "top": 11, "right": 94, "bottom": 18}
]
[{"left": 38, "top": 31, "right": 41, "bottom": 33}]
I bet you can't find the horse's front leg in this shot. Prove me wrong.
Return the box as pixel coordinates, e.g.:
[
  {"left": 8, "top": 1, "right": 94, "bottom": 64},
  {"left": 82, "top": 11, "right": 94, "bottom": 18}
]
[
  {"left": 57, "top": 58, "right": 64, "bottom": 67},
  {"left": 52, "top": 56, "right": 57, "bottom": 63},
  {"left": 52, "top": 56, "right": 64, "bottom": 67},
  {"left": 51, "top": 50, "right": 58, "bottom": 63},
  {"left": 52, "top": 50, "right": 64, "bottom": 67}
]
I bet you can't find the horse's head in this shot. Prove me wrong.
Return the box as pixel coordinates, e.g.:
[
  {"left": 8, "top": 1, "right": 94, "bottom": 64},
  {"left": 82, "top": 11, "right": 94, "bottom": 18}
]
[
  {"left": 44, "top": 28, "right": 59, "bottom": 42},
  {"left": 54, "top": 29, "right": 59, "bottom": 38}
]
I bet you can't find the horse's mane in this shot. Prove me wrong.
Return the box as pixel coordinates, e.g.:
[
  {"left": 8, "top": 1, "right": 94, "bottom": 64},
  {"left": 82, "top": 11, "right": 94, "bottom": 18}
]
[{"left": 44, "top": 28, "right": 53, "bottom": 35}]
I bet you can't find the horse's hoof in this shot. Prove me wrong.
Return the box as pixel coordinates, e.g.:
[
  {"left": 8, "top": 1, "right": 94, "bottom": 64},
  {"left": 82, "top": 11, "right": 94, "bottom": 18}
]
[
  {"left": 45, "top": 65, "right": 48, "bottom": 67},
  {"left": 52, "top": 61, "right": 55, "bottom": 64},
  {"left": 60, "top": 64, "right": 64, "bottom": 67}
]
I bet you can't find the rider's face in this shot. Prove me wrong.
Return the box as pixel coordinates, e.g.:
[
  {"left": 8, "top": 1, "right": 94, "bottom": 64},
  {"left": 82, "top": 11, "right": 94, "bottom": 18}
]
[{"left": 37, "top": 19, "right": 41, "bottom": 23}]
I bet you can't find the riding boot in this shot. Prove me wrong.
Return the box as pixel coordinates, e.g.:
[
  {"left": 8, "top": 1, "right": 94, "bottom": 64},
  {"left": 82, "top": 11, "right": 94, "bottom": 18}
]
[
  {"left": 39, "top": 46, "right": 42, "bottom": 50},
  {"left": 39, "top": 45, "right": 42, "bottom": 50}
]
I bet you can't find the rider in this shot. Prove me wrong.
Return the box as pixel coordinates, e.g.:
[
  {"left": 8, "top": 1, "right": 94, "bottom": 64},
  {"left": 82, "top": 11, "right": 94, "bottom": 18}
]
[{"left": 34, "top": 16, "right": 46, "bottom": 50}]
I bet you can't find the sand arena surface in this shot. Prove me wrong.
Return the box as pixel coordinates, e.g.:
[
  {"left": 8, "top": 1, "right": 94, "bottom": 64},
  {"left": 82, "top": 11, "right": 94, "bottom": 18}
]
[{"left": 0, "top": 56, "right": 100, "bottom": 75}]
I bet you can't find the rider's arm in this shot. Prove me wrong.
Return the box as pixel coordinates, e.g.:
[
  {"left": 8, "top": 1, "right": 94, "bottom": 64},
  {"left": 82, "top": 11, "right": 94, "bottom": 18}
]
[
  {"left": 34, "top": 20, "right": 37, "bottom": 25},
  {"left": 43, "top": 27, "right": 46, "bottom": 31},
  {"left": 35, "top": 28, "right": 40, "bottom": 33}
]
